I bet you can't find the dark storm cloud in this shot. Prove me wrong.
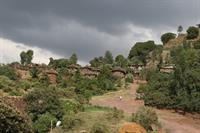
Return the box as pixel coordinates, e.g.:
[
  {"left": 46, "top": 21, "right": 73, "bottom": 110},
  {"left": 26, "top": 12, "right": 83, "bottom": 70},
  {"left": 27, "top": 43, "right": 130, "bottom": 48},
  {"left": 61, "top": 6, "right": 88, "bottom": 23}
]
[{"left": 0, "top": 0, "right": 199, "bottom": 62}]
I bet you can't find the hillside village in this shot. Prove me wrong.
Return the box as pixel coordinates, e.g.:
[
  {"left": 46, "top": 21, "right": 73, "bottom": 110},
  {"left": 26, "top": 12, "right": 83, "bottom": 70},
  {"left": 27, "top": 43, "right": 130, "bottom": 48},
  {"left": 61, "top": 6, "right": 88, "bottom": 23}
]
[{"left": 1, "top": 25, "right": 200, "bottom": 133}]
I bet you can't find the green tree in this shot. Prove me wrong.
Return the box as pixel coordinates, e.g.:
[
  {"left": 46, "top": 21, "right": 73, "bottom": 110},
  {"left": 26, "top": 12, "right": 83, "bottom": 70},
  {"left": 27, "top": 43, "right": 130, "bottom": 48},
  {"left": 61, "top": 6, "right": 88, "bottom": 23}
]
[
  {"left": 0, "top": 99, "right": 33, "bottom": 133},
  {"left": 20, "top": 51, "right": 27, "bottom": 65},
  {"left": 128, "top": 41, "right": 156, "bottom": 64},
  {"left": 104, "top": 51, "right": 113, "bottom": 64},
  {"left": 115, "top": 54, "right": 127, "bottom": 68},
  {"left": 25, "top": 88, "right": 63, "bottom": 121},
  {"left": 161, "top": 32, "right": 176, "bottom": 44},
  {"left": 33, "top": 113, "right": 57, "bottom": 133},
  {"left": 177, "top": 25, "right": 183, "bottom": 33},
  {"left": 26, "top": 50, "right": 34, "bottom": 64},
  {"left": 0, "top": 65, "right": 18, "bottom": 80},
  {"left": 132, "top": 106, "right": 159, "bottom": 131},
  {"left": 30, "top": 67, "right": 39, "bottom": 78},
  {"left": 20, "top": 50, "right": 34, "bottom": 65},
  {"left": 69, "top": 53, "right": 78, "bottom": 65},
  {"left": 187, "top": 26, "right": 199, "bottom": 39}
]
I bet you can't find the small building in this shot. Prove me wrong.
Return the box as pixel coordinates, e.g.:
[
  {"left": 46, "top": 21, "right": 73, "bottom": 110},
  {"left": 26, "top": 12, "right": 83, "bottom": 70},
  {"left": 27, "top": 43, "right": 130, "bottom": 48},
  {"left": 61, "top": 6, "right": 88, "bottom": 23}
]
[
  {"left": 112, "top": 68, "right": 126, "bottom": 78},
  {"left": 159, "top": 64, "right": 175, "bottom": 73},
  {"left": 68, "top": 64, "right": 80, "bottom": 73},
  {"left": 80, "top": 66, "right": 100, "bottom": 78},
  {"left": 45, "top": 69, "right": 58, "bottom": 84}
]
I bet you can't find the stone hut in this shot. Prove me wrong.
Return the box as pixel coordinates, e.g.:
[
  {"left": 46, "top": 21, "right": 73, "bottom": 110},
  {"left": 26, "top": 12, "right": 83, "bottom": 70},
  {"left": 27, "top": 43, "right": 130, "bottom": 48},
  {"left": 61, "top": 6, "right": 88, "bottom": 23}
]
[
  {"left": 159, "top": 64, "right": 175, "bottom": 73},
  {"left": 80, "top": 66, "right": 100, "bottom": 78},
  {"left": 45, "top": 69, "right": 58, "bottom": 84},
  {"left": 112, "top": 68, "right": 126, "bottom": 78},
  {"left": 68, "top": 64, "right": 80, "bottom": 73}
]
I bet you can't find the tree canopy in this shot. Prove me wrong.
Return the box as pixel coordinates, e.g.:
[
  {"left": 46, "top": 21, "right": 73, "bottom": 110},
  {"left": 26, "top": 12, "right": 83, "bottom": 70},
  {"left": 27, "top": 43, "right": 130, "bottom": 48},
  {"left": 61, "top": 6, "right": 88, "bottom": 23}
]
[{"left": 161, "top": 32, "right": 176, "bottom": 44}]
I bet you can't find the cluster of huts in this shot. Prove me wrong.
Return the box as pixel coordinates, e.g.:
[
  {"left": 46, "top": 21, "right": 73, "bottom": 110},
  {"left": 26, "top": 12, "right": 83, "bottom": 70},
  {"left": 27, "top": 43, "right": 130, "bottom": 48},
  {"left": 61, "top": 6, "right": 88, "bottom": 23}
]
[
  {"left": 10, "top": 63, "right": 127, "bottom": 84},
  {"left": 9, "top": 62, "right": 175, "bottom": 84}
]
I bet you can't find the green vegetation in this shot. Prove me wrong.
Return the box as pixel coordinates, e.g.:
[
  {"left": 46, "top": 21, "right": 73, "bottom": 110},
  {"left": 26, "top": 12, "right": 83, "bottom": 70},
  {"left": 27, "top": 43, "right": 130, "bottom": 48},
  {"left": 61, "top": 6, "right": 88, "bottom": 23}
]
[
  {"left": 128, "top": 41, "right": 157, "bottom": 64},
  {"left": 20, "top": 50, "right": 34, "bottom": 65},
  {"left": 0, "top": 99, "right": 33, "bottom": 133},
  {"left": 161, "top": 32, "right": 176, "bottom": 44},
  {"left": 138, "top": 46, "right": 200, "bottom": 113},
  {"left": 132, "top": 106, "right": 159, "bottom": 131},
  {"left": 0, "top": 65, "right": 18, "bottom": 80},
  {"left": 187, "top": 26, "right": 199, "bottom": 39}
]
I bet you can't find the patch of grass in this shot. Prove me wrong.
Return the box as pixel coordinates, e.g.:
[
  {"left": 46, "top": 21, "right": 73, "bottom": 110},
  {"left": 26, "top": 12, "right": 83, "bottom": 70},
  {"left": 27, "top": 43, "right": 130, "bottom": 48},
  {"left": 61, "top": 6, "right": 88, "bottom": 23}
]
[{"left": 84, "top": 105, "right": 113, "bottom": 112}]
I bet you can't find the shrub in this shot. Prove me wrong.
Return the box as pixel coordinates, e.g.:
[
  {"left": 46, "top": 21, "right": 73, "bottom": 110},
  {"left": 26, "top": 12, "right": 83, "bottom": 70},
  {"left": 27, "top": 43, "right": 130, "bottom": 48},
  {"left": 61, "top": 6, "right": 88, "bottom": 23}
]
[
  {"left": 25, "top": 87, "right": 63, "bottom": 121},
  {"left": 106, "top": 107, "right": 124, "bottom": 122},
  {"left": 131, "top": 106, "right": 159, "bottom": 130},
  {"left": 161, "top": 32, "right": 176, "bottom": 44},
  {"left": 187, "top": 26, "right": 199, "bottom": 39},
  {"left": 125, "top": 73, "right": 133, "bottom": 83},
  {"left": 62, "top": 114, "right": 82, "bottom": 130},
  {"left": 0, "top": 99, "right": 33, "bottom": 133},
  {"left": 90, "top": 122, "right": 110, "bottom": 133},
  {"left": 0, "top": 65, "right": 18, "bottom": 80},
  {"left": 33, "top": 113, "right": 57, "bottom": 133}
]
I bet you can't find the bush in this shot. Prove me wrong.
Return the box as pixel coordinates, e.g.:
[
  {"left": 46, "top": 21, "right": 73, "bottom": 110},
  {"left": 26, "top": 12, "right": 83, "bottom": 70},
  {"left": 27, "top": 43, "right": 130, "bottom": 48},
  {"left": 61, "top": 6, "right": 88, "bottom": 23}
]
[
  {"left": 0, "top": 99, "right": 33, "bottom": 133},
  {"left": 90, "top": 122, "right": 110, "bottom": 133},
  {"left": 62, "top": 114, "right": 82, "bottom": 130},
  {"left": 33, "top": 113, "right": 57, "bottom": 133},
  {"left": 161, "top": 32, "right": 176, "bottom": 44},
  {"left": 61, "top": 99, "right": 83, "bottom": 114},
  {"left": 131, "top": 106, "right": 159, "bottom": 131},
  {"left": 125, "top": 73, "right": 133, "bottom": 83},
  {"left": 187, "top": 26, "right": 199, "bottom": 39},
  {"left": 25, "top": 87, "right": 63, "bottom": 121},
  {"left": 106, "top": 107, "right": 124, "bottom": 122},
  {"left": 0, "top": 65, "right": 18, "bottom": 80}
]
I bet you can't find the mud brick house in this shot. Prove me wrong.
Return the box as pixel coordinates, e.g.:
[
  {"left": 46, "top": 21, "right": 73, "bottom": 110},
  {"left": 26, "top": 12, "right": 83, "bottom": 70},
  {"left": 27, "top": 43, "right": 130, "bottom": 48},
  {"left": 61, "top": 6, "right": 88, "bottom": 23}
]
[
  {"left": 45, "top": 69, "right": 58, "bottom": 84},
  {"left": 68, "top": 64, "right": 80, "bottom": 73},
  {"left": 159, "top": 64, "right": 175, "bottom": 73},
  {"left": 80, "top": 66, "right": 100, "bottom": 78},
  {"left": 112, "top": 68, "right": 126, "bottom": 78},
  {"left": 129, "top": 64, "right": 145, "bottom": 71}
]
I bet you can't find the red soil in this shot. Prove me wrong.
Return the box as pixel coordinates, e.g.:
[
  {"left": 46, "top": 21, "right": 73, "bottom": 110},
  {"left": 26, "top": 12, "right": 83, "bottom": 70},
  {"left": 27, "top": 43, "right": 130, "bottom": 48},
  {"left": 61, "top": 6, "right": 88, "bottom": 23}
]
[{"left": 90, "top": 83, "right": 200, "bottom": 133}]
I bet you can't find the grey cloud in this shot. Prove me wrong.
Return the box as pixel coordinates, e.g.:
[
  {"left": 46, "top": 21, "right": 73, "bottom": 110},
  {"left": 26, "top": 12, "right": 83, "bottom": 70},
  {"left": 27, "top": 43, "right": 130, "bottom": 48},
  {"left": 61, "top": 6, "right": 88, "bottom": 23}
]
[{"left": 0, "top": 0, "right": 199, "bottom": 62}]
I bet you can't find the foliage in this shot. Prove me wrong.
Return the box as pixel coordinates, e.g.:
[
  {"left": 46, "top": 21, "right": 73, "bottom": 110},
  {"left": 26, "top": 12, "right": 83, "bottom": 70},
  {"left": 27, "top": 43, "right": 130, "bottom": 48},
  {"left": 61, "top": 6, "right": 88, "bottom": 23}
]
[
  {"left": 139, "top": 46, "right": 200, "bottom": 113},
  {"left": 186, "top": 26, "right": 199, "bottom": 39},
  {"left": 125, "top": 73, "right": 133, "bottom": 83},
  {"left": 132, "top": 106, "right": 159, "bottom": 131},
  {"left": 114, "top": 54, "right": 128, "bottom": 68},
  {"left": 69, "top": 53, "right": 78, "bottom": 65},
  {"left": 177, "top": 25, "right": 183, "bottom": 33},
  {"left": 161, "top": 32, "right": 176, "bottom": 44},
  {"left": 90, "top": 122, "right": 110, "bottom": 133},
  {"left": 104, "top": 50, "right": 114, "bottom": 64},
  {"left": 90, "top": 56, "right": 105, "bottom": 67},
  {"left": 33, "top": 113, "right": 57, "bottom": 133},
  {"left": 106, "top": 107, "right": 124, "bottom": 122},
  {"left": 20, "top": 50, "right": 34, "bottom": 65},
  {"left": 30, "top": 67, "right": 39, "bottom": 78},
  {"left": 0, "top": 65, "right": 18, "bottom": 80},
  {"left": 62, "top": 114, "right": 82, "bottom": 130},
  {"left": 25, "top": 87, "right": 63, "bottom": 121},
  {"left": 0, "top": 99, "right": 33, "bottom": 133},
  {"left": 128, "top": 41, "right": 156, "bottom": 64}
]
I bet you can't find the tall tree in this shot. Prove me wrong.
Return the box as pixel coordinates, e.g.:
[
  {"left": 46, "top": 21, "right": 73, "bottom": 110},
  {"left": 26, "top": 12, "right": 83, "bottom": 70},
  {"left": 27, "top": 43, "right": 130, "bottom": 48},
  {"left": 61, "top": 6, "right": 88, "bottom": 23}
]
[
  {"left": 104, "top": 51, "right": 113, "bottom": 64},
  {"left": 69, "top": 53, "right": 78, "bottom": 65},
  {"left": 20, "top": 50, "right": 34, "bottom": 65},
  {"left": 177, "top": 25, "right": 183, "bottom": 34}
]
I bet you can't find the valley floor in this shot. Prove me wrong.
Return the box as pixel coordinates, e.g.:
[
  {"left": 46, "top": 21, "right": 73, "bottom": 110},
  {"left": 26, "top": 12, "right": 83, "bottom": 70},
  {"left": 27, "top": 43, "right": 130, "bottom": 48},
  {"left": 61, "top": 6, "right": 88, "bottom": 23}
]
[{"left": 90, "top": 83, "right": 200, "bottom": 133}]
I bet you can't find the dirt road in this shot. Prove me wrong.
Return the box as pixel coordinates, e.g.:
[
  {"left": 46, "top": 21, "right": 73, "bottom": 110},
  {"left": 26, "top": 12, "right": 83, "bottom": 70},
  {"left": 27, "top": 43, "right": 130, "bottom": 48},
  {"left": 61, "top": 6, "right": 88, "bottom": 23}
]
[{"left": 90, "top": 83, "right": 200, "bottom": 133}]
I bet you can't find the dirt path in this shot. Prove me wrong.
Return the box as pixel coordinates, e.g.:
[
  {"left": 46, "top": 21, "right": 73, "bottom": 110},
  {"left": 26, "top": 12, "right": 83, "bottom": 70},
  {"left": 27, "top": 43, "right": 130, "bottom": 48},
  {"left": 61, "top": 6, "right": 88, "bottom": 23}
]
[{"left": 90, "top": 83, "right": 200, "bottom": 133}]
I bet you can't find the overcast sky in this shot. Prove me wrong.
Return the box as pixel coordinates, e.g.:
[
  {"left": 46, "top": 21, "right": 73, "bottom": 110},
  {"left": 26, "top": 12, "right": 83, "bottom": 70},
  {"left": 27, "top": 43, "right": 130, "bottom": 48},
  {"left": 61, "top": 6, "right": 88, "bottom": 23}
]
[{"left": 0, "top": 0, "right": 199, "bottom": 65}]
